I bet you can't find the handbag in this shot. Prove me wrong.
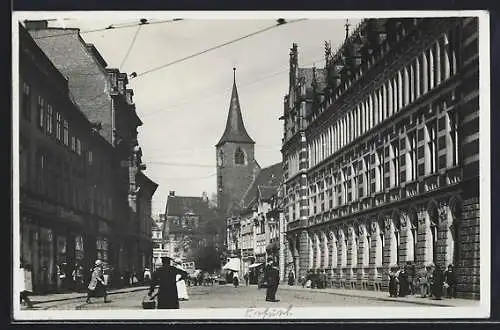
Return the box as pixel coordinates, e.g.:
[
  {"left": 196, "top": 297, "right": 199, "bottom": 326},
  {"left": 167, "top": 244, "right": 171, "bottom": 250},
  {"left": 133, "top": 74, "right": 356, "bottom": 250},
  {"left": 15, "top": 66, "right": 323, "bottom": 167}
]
[{"left": 142, "top": 294, "right": 157, "bottom": 309}]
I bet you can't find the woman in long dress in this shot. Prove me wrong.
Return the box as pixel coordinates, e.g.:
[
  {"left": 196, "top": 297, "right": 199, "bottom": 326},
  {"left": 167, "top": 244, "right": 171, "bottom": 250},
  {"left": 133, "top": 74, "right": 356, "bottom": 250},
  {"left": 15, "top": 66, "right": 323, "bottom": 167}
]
[
  {"left": 19, "top": 262, "right": 34, "bottom": 308},
  {"left": 176, "top": 273, "right": 189, "bottom": 301},
  {"left": 173, "top": 260, "right": 189, "bottom": 301}
]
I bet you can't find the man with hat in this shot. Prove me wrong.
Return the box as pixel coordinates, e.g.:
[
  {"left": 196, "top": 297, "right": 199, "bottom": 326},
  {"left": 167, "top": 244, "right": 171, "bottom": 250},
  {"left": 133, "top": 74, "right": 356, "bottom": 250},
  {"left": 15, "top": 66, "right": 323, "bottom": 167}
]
[
  {"left": 264, "top": 257, "right": 280, "bottom": 302},
  {"left": 148, "top": 256, "right": 188, "bottom": 309}
]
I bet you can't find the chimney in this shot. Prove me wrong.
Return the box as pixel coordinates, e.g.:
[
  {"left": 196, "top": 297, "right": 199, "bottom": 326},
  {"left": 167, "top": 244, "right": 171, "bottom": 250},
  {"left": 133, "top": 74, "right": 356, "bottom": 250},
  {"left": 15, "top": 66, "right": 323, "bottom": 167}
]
[
  {"left": 169, "top": 191, "right": 175, "bottom": 197},
  {"left": 24, "top": 20, "right": 48, "bottom": 30}
]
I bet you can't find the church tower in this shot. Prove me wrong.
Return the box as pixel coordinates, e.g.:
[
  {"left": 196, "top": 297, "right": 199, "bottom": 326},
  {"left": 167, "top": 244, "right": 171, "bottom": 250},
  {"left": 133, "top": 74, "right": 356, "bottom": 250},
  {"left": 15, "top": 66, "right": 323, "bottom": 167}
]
[{"left": 216, "top": 68, "right": 260, "bottom": 217}]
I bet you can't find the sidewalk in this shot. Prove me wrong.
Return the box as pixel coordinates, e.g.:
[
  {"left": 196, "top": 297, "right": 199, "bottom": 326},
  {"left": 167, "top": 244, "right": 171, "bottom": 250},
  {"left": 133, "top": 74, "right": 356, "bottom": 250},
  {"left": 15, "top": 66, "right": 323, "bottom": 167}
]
[
  {"left": 279, "top": 285, "right": 479, "bottom": 307},
  {"left": 29, "top": 286, "right": 149, "bottom": 305}
]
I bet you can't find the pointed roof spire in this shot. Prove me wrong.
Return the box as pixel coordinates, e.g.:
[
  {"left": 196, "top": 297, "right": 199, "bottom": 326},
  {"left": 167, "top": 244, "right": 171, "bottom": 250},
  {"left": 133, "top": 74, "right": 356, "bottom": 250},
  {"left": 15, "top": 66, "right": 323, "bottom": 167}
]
[
  {"left": 345, "top": 19, "right": 351, "bottom": 40},
  {"left": 216, "top": 68, "right": 255, "bottom": 147}
]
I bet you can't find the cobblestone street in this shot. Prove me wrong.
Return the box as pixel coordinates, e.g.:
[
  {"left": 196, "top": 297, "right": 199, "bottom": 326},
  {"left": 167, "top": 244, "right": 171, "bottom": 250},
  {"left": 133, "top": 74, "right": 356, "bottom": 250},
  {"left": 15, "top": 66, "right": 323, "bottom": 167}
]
[{"left": 23, "top": 284, "right": 477, "bottom": 310}]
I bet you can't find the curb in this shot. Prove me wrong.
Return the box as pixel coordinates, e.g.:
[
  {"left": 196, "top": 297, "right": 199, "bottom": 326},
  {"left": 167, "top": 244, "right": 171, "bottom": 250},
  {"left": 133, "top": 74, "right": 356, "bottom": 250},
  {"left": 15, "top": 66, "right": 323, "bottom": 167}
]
[
  {"left": 31, "top": 287, "right": 149, "bottom": 305},
  {"left": 279, "top": 286, "right": 458, "bottom": 307}
]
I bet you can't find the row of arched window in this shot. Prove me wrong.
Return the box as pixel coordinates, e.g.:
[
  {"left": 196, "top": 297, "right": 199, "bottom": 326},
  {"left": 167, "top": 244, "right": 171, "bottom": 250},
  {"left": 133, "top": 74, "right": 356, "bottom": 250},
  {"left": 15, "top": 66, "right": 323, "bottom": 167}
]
[{"left": 308, "top": 31, "right": 458, "bottom": 168}]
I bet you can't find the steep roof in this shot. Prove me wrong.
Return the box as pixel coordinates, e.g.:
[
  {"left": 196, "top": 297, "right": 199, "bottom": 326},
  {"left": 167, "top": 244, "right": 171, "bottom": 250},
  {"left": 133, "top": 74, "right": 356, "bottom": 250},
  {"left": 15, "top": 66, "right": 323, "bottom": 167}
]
[
  {"left": 165, "top": 195, "right": 210, "bottom": 216},
  {"left": 241, "top": 162, "right": 283, "bottom": 209},
  {"left": 216, "top": 69, "right": 255, "bottom": 147}
]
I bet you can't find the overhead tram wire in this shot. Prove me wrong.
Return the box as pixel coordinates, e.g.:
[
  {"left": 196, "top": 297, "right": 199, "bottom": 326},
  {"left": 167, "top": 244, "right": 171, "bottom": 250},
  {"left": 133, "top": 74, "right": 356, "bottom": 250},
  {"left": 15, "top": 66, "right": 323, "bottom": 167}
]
[
  {"left": 140, "top": 56, "right": 326, "bottom": 119},
  {"left": 146, "top": 161, "right": 214, "bottom": 168},
  {"left": 132, "top": 18, "right": 308, "bottom": 79},
  {"left": 31, "top": 18, "right": 184, "bottom": 39},
  {"left": 119, "top": 23, "right": 142, "bottom": 70}
]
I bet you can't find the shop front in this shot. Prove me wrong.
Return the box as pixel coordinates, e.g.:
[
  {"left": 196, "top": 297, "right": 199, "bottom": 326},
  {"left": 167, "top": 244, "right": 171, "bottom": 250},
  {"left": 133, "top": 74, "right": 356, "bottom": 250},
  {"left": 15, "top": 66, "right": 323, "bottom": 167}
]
[{"left": 20, "top": 199, "right": 86, "bottom": 293}]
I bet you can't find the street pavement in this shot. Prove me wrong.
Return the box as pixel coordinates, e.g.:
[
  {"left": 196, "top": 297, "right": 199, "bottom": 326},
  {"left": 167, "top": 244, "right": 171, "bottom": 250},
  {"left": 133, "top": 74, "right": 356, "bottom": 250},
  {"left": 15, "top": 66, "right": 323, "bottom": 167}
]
[{"left": 22, "top": 284, "right": 478, "bottom": 310}]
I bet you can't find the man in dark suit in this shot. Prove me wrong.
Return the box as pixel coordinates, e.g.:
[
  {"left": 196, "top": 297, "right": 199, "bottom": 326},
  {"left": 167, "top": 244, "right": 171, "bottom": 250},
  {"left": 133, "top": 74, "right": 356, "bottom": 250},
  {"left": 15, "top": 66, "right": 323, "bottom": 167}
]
[
  {"left": 148, "top": 257, "right": 188, "bottom": 309},
  {"left": 264, "top": 258, "right": 280, "bottom": 302}
]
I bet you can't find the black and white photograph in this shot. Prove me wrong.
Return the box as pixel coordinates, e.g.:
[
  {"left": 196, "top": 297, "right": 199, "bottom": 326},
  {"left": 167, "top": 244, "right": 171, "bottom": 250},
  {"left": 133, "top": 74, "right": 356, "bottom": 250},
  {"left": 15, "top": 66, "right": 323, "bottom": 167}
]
[{"left": 11, "top": 10, "right": 490, "bottom": 320}]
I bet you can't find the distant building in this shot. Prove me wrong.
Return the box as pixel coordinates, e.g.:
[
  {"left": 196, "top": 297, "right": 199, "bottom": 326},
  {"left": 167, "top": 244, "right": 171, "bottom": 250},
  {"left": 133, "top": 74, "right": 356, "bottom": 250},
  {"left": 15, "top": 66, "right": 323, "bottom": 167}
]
[
  {"left": 163, "top": 191, "right": 224, "bottom": 263},
  {"left": 281, "top": 17, "right": 479, "bottom": 298},
  {"left": 151, "top": 218, "right": 168, "bottom": 270},
  {"left": 216, "top": 70, "right": 285, "bottom": 277}
]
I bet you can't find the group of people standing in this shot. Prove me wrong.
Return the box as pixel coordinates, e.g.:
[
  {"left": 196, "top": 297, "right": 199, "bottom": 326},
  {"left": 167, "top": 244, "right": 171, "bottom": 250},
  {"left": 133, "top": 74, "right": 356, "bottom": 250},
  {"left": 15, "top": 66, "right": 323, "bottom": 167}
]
[
  {"left": 389, "top": 262, "right": 457, "bottom": 300},
  {"left": 300, "top": 269, "right": 328, "bottom": 289}
]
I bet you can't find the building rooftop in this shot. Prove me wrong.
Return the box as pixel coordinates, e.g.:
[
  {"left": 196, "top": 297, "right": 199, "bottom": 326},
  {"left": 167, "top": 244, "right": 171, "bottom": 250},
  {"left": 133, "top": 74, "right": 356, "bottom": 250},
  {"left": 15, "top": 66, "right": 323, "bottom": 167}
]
[
  {"left": 241, "top": 162, "right": 283, "bottom": 209},
  {"left": 216, "top": 68, "right": 255, "bottom": 147}
]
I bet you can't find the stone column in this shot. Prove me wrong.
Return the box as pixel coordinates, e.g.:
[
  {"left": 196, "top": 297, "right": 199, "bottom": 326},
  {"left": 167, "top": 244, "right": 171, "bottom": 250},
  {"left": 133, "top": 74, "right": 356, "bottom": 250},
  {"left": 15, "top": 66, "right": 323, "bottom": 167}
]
[
  {"left": 369, "top": 220, "right": 383, "bottom": 290},
  {"left": 298, "top": 230, "right": 310, "bottom": 280},
  {"left": 321, "top": 231, "right": 328, "bottom": 270},
  {"left": 437, "top": 202, "right": 453, "bottom": 269},
  {"left": 328, "top": 230, "right": 337, "bottom": 287},
  {"left": 338, "top": 228, "right": 347, "bottom": 287},
  {"left": 417, "top": 207, "right": 433, "bottom": 266},
  {"left": 399, "top": 211, "right": 411, "bottom": 263},
  {"left": 357, "top": 224, "right": 370, "bottom": 289},
  {"left": 347, "top": 225, "right": 358, "bottom": 287}
]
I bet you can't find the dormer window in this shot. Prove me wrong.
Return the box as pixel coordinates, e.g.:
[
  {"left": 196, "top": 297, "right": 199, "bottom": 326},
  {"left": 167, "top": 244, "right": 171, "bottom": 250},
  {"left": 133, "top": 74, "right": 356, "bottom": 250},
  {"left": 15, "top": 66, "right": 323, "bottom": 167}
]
[{"left": 235, "top": 147, "right": 245, "bottom": 165}]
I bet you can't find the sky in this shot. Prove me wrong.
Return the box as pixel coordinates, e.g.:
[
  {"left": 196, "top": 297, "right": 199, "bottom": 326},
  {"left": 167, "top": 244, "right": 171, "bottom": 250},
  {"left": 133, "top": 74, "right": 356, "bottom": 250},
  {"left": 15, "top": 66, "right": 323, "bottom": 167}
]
[{"left": 17, "top": 12, "right": 362, "bottom": 217}]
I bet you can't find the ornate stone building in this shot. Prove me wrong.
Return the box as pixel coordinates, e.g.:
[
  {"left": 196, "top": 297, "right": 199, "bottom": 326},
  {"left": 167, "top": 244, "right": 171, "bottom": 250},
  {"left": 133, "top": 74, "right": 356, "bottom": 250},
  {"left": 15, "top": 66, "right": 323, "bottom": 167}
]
[{"left": 281, "top": 17, "right": 479, "bottom": 299}]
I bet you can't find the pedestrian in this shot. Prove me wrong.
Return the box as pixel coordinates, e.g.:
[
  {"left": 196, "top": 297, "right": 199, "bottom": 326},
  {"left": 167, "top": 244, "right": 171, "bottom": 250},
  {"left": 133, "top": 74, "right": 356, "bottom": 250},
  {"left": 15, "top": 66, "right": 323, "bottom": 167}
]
[
  {"left": 148, "top": 256, "right": 188, "bottom": 309},
  {"left": 444, "top": 264, "right": 457, "bottom": 298},
  {"left": 244, "top": 272, "right": 249, "bottom": 286},
  {"left": 406, "top": 261, "right": 416, "bottom": 295},
  {"left": 398, "top": 265, "right": 409, "bottom": 297},
  {"left": 144, "top": 268, "right": 152, "bottom": 286},
  {"left": 72, "top": 263, "right": 85, "bottom": 292},
  {"left": 19, "top": 261, "right": 34, "bottom": 308},
  {"left": 56, "top": 263, "right": 66, "bottom": 292},
  {"left": 232, "top": 271, "right": 240, "bottom": 287},
  {"left": 288, "top": 269, "right": 295, "bottom": 286},
  {"left": 388, "top": 266, "right": 399, "bottom": 297},
  {"left": 432, "top": 264, "right": 445, "bottom": 300},
  {"left": 173, "top": 259, "right": 189, "bottom": 301},
  {"left": 86, "top": 260, "right": 110, "bottom": 304},
  {"left": 264, "top": 258, "right": 280, "bottom": 302}
]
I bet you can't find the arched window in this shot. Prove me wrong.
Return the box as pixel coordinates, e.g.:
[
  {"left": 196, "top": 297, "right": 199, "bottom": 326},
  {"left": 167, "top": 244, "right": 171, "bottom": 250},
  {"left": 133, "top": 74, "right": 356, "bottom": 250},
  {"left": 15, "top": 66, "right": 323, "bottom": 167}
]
[{"left": 234, "top": 147, "right": 245, "bottom": 165}]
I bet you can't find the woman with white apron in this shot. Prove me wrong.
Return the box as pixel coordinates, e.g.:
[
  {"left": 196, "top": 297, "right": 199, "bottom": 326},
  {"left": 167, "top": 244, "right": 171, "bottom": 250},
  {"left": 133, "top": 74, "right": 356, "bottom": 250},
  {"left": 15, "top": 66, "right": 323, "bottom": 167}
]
[{"left": 174, "top": 259, "right": 189, "bottom": 301}]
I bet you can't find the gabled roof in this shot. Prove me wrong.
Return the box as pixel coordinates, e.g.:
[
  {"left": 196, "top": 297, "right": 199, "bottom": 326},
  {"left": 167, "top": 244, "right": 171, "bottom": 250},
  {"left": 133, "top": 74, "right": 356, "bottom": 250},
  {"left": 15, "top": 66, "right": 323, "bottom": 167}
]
[
  {"left": 165, "top": 196, "right": 210, "bottom": 216},
  {"left": 216, "top": 69, "right": 255, "bottom": 147},
  {"left": 241, "top": 162, "right": 282, "bottom": 209}
]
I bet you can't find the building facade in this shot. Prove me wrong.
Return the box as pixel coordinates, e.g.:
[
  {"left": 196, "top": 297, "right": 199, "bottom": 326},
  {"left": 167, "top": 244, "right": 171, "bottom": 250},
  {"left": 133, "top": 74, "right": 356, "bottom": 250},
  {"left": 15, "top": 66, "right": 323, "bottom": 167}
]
[
  {"left": 216, "top": 70, "right": 286, "bottom": 279},
  {"left": 152, "top": 216, "right": 168, "bottom": 271},
  {"left": 281, "top": 17, "right": 479, "bottom": 299},
  {"left": 18, "top": 24, "right": 119, "bottom": 292},
  {"left": 216, "top": 70, "right": 261, "bottom": 219},
  {"left": 22, "top": 20, "right": 153, "bottom": 283},
  {"left": 163, "top": 191, "right": 224, "bottom": 264}
]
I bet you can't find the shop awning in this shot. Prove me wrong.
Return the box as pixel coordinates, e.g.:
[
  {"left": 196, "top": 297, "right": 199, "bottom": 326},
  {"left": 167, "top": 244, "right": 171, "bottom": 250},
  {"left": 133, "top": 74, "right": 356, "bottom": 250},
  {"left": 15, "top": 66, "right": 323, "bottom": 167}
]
[
  {"left": 248, "top": 263, "right": 263, "bottom": 268},
  {"left": 222, "top": 258, "right": 240, "bottom": 272}
]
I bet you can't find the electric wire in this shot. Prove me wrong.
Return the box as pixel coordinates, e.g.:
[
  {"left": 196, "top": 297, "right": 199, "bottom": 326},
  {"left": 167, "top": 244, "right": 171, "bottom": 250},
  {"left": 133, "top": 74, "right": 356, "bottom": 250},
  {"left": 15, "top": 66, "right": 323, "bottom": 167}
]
[
  {"left": 30, "top": 18, "right": 184, "bottom": 39},
  {"left": 133, "top": 18, "right": 308, "bottom": 79},
  {"left": 140, "top": 56, "right": 325, "bottom": 119},
  {"left": 120, "top": 24, "right": 142, "bottom": 70}
]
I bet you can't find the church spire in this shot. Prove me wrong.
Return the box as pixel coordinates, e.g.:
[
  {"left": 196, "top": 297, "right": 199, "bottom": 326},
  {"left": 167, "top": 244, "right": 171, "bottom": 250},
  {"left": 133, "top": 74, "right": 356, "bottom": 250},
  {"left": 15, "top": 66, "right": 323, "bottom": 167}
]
[{"left": 216, "top": 68, "right": 255, "bottom": 147}]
